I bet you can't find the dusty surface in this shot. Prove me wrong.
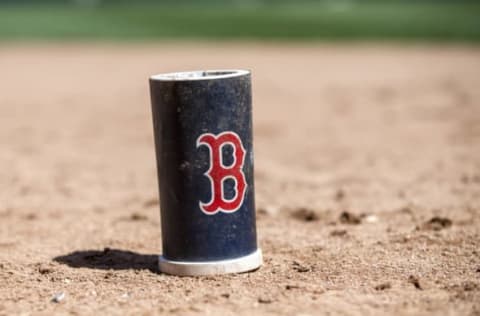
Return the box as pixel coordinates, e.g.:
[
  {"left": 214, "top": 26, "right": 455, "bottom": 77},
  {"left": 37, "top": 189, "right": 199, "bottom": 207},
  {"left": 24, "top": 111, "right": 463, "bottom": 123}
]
[{"left": 0, "top": 43, "right": 479, "bottom": 315}]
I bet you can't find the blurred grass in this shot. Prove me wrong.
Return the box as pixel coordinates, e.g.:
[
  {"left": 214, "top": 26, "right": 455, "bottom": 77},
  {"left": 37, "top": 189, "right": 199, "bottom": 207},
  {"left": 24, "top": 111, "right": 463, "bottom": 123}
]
[{"left": 0, "top": 1, "right": 479, "bottom": 41}]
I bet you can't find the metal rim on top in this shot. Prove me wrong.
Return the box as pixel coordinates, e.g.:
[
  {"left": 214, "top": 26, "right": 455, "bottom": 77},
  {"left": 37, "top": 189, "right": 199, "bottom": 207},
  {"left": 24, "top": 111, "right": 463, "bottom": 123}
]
[{"left": 150, "top": 69, "right": 250, "bottom": 81}]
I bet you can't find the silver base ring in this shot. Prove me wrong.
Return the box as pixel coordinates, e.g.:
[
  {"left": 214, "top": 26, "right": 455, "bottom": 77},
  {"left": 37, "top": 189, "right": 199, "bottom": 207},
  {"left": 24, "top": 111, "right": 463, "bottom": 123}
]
[{"left": 159, "top": 249, "right": 262, "bottom": 276}]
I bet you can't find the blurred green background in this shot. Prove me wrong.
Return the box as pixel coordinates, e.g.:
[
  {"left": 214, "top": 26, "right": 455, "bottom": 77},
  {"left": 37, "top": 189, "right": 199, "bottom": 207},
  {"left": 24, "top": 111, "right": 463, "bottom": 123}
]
[{"left": 0, "top": 0, "right": 479, "bottom": 41}]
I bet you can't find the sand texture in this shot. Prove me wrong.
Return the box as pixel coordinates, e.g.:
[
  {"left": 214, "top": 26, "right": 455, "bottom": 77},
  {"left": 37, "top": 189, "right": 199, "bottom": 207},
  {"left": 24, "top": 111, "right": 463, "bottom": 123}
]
[{"left": 0, "top": 43, "right": 479, "bottom": 315}]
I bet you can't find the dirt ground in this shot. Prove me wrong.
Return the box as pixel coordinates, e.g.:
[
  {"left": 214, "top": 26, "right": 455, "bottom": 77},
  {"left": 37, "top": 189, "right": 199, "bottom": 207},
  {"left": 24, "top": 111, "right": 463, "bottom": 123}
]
[{"left": 0, "top": 43, "right": 479, "bottom": 315}]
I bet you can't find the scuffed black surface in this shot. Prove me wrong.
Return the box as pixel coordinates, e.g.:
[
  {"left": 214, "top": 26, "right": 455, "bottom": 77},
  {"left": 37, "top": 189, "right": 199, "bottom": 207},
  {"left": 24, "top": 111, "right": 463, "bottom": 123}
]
[{"left": 149, "top": 72, "right": 257, "bottom": 262}]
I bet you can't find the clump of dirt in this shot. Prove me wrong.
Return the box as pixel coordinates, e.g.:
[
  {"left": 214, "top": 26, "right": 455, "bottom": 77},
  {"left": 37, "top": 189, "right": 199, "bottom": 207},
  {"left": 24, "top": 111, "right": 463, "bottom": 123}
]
[
  {"left": 461, "top": 281, "right": 478, "bottom": 292},
  {"left": 256, "top": 205, "right": 278, "bottom": 217},
  {"left": 24, "top": 213, "right": 37, "bottom": 220},
  {"left": 104, "top": 271, "right": 115, "bottom": 279},
  {"left": 334, "top": 189, "right": 346, "bottom": 201},
  {"left": 445, "top": 281, "right": 479, "bottom": 292},
  {"left": 330, "top": 229, "right": 348, "bottom": 237},
  {"left": 422, "top": 217, "right": 453, "bottom": 231},
  {"left": 258, "top": 297, "right": 273, "bottom": 304},
  {"left": 460, "top": 173, "right": 480, "bottom": 184},
  {"left": 408, "top": 275, "right": 422, "bottom": 290},
  {"left": 339, "top": 211, "right": 361, "bottom": 225},
  {"left": 142, "top": 198, "right": 159, "bottom": 208},
  {"left": 292, "top": 208, "right": 320, "bottom": 222},
  {"left": 446, "top": 281, "right": 479, "bottom": 300},
  {"left": 37, "top": 264, "right": 54, "bottom": 275},
  {"left": 129, "top": 213, "right": 148, "bottom": 221},
  {"left": 292, "top": 261, "right": 311, "bottom": 273},
  {"left": 375, "top": 282, "right": 392, "bottom": 291}
]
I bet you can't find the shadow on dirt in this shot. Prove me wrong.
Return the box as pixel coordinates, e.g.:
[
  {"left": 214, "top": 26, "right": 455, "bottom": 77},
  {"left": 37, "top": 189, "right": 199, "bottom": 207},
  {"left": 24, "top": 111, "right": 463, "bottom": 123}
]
[{"left": 54, "top": 248, "right": 158, "bottom": 273}]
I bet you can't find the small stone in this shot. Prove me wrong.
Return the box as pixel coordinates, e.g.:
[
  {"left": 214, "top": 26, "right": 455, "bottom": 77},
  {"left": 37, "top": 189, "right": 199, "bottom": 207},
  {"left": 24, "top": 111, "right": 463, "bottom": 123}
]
[
  {"left": 364, "top": 215, "right": 379, "bottom": 223},
  {"left": 221, "top": 293, "right": 230, "bottom": 298},
  {"left": 51, "top": 292, "right": 65, "bottom": 303}
]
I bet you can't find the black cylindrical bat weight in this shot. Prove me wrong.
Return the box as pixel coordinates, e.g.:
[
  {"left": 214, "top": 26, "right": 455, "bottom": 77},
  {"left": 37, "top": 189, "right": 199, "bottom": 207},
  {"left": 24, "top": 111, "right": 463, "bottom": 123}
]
[{"left": 149, "top": 70, "right": 262, "bottom": 276}]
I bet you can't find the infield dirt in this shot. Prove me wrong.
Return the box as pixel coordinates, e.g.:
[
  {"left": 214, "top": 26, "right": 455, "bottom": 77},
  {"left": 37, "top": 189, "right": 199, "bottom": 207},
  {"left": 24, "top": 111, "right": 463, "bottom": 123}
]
[{"left": 0, "top": 43, "right": 479, "bottom": 315}]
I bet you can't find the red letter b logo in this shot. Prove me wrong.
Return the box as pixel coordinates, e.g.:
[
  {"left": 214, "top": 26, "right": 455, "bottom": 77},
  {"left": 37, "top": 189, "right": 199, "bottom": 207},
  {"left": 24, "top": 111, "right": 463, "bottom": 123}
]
[{"left": 196, "top": 131, "right": 247, "bottom": 215}]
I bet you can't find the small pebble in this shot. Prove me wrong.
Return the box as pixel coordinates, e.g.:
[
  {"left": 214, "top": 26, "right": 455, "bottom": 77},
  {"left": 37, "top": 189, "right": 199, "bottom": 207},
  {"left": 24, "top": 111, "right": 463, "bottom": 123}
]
[
  {"left": 51, "top": 292, "right": 65, "bottom": 303},
  {"left": 364, "top": 215, "right": 379, "bottom": 223}
]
